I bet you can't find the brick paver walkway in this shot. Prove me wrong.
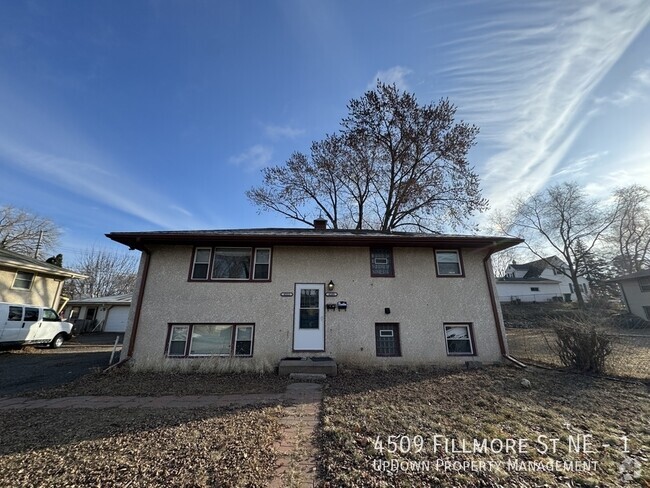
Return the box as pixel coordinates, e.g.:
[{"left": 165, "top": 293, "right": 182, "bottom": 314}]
[{"left": 270, "top": 383, "right": 323, "bottom": 488}]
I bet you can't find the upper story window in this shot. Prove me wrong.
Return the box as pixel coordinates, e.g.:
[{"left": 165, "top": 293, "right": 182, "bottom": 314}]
[
  {"left": 435, "top": 250, "right": 463, "bottom": 277},
  {"left": 639, "top": 277, "right": 650, "bottom": 292},
  {"left": 190, "top": 247, "right": 272, "bottom": 282},
  {"left": 370, "top": 248, "right": 394, "bottom": 277},
  {"left": 12, "top": 271, "right": 34, "bottom": 290}
]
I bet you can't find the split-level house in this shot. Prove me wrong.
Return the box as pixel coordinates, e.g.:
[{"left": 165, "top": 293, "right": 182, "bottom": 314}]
[
  {"left": 496, "top": 256, "right": 590, "bottom": 303},
  {"left": 107, "top": 220, "right": 521, "bottom": 372},
  {"left": 0, "top": 248, "right": 85, "bottom": 310}
]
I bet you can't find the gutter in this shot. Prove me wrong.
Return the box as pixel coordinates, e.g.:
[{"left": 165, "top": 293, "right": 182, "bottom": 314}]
[
  {"left": 125, "top": 246, "right": 152, "bottom": 358},
  {"left": 482, "top": 247, "right": 526, "bottom": 367}
]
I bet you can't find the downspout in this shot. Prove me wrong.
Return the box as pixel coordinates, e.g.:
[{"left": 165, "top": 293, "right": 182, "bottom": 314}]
[
  {"left": 482, "top": 248, "right": 526, "bottom": 367},
  {"left": 126, "top": 246, "right": 151, "bottom": 358}
]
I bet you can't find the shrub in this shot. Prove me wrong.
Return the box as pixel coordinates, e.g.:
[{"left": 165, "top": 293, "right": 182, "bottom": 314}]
[{"left": 553, "top": 324, "right": 612, "bottom": 374}]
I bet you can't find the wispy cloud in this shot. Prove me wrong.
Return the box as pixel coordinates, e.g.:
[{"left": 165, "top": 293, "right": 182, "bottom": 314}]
[
  {"left": 550, "top": 151, "right": 608, "bottom": 179},
  {"left": 229, "top": 144, "right": 273, "bottom": 171},
  {"left": 262, "top": 124, "right": 305, "bottom": 140},
  {"left": 439, "top": 0, "right": 650, "bottom": 211},
  {"left": 368, "top": 66, "right": 412, "bottom": 91},
  {"left": 0, "top": 137, "right": 199, "bottom": 229},
  {"left": 595, "top": 65, "right": 650, "bottom": 106}
]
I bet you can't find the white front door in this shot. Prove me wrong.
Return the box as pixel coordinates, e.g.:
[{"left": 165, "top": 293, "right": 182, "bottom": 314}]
[{"left": 293, "top": 283, "right": 325, "bottom": 351}]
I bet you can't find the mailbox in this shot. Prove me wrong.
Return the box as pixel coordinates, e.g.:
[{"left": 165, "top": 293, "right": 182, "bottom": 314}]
[{"left": 337, "top": 301, "right": 348, "bottom": 311}]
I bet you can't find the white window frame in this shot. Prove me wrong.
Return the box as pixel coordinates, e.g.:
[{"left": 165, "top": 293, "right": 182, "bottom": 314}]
[
  {"left": 167, "top": 325, "right": 190, "bottom": 357},
  {"left": 234, "top": 325, "right": 254, "bottom": 357},
  {"left": 191, "top": 248, "right": 212, "bottom": 280},
  {"left": 435, "top": 250, "right": 462, "bottom": 276},
  {"left": 12, "top": 271, "right": 34, "bottom": 290},
  {"left": 252, "top": 248, "right": 271, "bottom": 281},
  {"left": 444, "top": 324, "right": 474, "bottom": 356}
]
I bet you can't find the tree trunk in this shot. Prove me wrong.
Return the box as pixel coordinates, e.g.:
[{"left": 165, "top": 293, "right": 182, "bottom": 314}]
[{"left": 571, "top": 274, "right": 585, "bottom": 308}]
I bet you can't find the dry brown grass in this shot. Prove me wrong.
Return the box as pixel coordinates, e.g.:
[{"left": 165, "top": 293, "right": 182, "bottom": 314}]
[
  {"left": 319, "top": 365, "right": 650, "bottom": 487},
  {"left": 507, "top": 327, "right": 650, "bottom": 380},
  {"left": 27, "top": 367, "right": 294, "bottom": 398},
  {"left": 0, "top": 405, "right": 284, "bottom": 487}
]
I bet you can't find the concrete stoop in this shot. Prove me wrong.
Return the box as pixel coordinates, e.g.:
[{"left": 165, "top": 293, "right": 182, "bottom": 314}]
[{"left": 278, "top": 356, "right": 337, "bottom": 376}]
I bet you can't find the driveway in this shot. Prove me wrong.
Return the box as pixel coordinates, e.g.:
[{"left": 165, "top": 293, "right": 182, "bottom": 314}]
[{"left": 0, "top": 333, "right": 122, "bottom": 396}]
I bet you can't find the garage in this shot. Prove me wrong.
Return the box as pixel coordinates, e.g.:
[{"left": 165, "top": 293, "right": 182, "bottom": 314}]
[
  {"left": 104, "top": 306, "right": 130, "bottom": 333},
  {"left": 65, "top": 294, "right": 132, "bottom": 334}
]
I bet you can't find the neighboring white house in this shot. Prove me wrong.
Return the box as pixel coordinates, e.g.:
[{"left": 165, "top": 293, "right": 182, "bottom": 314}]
[
  {"left": 107, "top": 222, "right": 522, "bottom": 370},
  {"left": 65, "top": 294, "right": 132, "bottom": 333},
  {"left": 496, "top": 256, "right": 590, "bottom": 303},
  {"left": 609, "top": 269, "right": 650, "bottom": 321}
]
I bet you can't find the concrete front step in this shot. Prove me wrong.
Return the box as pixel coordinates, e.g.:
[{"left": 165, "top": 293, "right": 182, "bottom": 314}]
[{"left": 278, "top": 357, "right": 337, "bottom": 376}]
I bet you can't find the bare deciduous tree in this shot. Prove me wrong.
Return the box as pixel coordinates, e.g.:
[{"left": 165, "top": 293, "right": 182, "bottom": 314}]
[
  {"left": 494, "top": 182, "right": 618, "bottom": 308},
  {"left": 65, "top": 248, "right": 138, "bottom": 299},
  {"left": 606, "top": 184, "right": 650, "bottom": 275},
  {"left": 0, "top": 205, "right": 61, "bottom": 258},
  {"left": 248, "top": 82, "right": 488, "bottom": 232}
]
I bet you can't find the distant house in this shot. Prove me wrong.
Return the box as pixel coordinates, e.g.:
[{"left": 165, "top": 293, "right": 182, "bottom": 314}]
[
  {"left": 106, "top": 222, "right": 522, "bottom": 370},
  {"left": 496, "top": 256, "right": 590, "bottom": 303},
  {"left": 65, "top": 294, "right": 132, "bottom": 333},
  {"left": 0, "top": 248, "right": 85, "bottom": 310},
  {"left": 608, "top": 269, "right": 650, "bottom": 320}
]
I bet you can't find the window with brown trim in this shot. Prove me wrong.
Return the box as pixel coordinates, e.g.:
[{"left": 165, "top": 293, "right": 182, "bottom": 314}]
[
  {"left": 375, "top": 323, "right": 401, "bottom": 357},
  {"left": 435, "top": 250, "right": 463, "bottom": 276},
  {"left": 370, "top": 248, "right": 394, "bottom": 277},
  {"left": 166, "top": 323, "right": 254, "bottom": 357},
  {"left": 444, "top": 323, "right": 475, "bottom": 356},
  {"left": 189, "top": 247, "right": 272, "bottom": 281}
]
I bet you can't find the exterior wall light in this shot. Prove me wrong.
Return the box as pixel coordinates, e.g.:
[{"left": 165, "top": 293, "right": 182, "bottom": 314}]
[{"left": 327, "top": 280, "right": 335, "bottom": 291}]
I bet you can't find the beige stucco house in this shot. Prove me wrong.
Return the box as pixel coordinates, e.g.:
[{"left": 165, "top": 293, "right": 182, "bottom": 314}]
[
  {"left": 107, "top": 222, "right": 521, "bottom": 370},
  {"left": 609, "top": 269, "right": 650, "bottom": 320},
  {"left": 0, "top": 248, "right": 85, "bottom": 310}
]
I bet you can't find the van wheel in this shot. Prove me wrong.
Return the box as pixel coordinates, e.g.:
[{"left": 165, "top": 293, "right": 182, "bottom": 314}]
[{"left": 50, "top": 333, "right": 66, "bottom": 349}]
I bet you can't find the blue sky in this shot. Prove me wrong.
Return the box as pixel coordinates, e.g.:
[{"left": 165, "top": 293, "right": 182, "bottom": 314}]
[{"left": 1, "top": 0, "right": 649, "bottom": 264}]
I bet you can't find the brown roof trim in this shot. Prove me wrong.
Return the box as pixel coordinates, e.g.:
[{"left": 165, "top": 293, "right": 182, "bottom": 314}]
[{"left": 106, "top": 230, "right": 522, "bottom": 252}]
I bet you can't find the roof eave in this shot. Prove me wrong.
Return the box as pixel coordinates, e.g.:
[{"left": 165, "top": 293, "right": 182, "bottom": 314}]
[{"left": 106, "top": 232, "right": 523, "bottom": 252}]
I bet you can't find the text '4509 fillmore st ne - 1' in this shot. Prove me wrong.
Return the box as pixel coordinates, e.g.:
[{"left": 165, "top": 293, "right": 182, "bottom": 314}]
[{"left": 107, "top": 219, "right": 522, "bottom": 374}]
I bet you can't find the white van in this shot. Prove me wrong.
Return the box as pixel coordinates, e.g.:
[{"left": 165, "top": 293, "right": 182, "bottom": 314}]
[{"left": 0, "top": 302, "right": 73, "bottom": 349}]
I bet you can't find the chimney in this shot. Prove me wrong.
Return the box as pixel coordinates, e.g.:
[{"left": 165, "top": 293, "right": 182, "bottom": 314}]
[{"left": 313, "top": 218, "right": 328, "bottom": 230}]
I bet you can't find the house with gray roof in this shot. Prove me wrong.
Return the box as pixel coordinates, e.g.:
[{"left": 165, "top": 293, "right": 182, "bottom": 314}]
[
  {"left": 496, "top": 256, "right": 590, "bottom": 303},
  {"left": 106, "top": 220, "right": 521, "bottom": 372}
]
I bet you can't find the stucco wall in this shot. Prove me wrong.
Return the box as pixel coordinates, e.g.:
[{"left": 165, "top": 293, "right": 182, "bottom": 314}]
[
  {"left": 619, "top": 279, "right": 650, "bottom": 319},
  {"left": 0, "top": 265, "right": 62, "bottom": 308},
  {"left": 124, "top": 245, "right": 506, "bottom": 367}
]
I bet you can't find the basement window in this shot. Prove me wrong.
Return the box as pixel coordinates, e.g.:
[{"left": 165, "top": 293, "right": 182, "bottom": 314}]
[
  {"left": 166, "top": 324, "right": 254, "bottom": 358},
  {"left": 444, "top": 323, "right": 475, "bottom": 356},
  {"left": 375, "top": 323, "right": 401, "bottom": 357},
  {"left": 530, "top": 287, "right": 540, "bottom": 292}
]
